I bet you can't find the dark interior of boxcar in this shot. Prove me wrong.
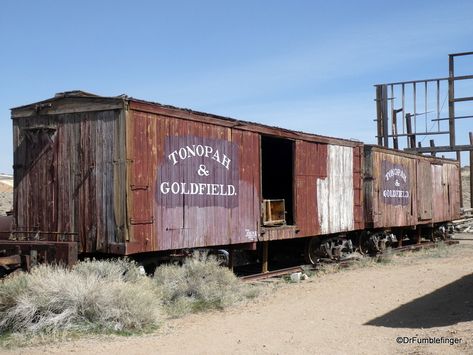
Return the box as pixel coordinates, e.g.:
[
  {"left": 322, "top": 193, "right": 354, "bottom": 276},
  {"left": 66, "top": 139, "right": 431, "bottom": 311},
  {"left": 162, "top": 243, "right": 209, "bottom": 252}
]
[{"left": 261, "top": 135, "right": 294, "bottom": 225}]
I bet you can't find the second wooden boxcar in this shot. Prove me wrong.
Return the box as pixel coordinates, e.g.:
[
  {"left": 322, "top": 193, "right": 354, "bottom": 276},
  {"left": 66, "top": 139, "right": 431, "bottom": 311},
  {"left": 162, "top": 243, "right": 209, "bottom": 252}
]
[{"left": 364, "top": 145, "right": 460, "bottom": 234}]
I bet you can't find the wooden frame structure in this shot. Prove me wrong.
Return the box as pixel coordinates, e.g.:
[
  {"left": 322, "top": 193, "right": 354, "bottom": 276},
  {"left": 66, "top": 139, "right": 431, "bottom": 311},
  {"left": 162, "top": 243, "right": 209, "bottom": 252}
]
[{"left": 375, "top": 52, "right": 473, "bottom": 209}]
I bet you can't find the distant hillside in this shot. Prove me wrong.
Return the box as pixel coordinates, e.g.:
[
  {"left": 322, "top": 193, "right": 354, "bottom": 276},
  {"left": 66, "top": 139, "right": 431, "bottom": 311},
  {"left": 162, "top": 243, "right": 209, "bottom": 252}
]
[{"left": 0, "top": 174, "right": 13, "bottom": 215}]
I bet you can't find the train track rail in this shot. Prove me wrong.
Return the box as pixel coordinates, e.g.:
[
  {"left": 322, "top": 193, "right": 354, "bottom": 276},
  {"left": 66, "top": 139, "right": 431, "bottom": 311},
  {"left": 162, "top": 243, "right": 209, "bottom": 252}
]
[{"left": 241, "top": 240, "right": 460, "bottom": 282}]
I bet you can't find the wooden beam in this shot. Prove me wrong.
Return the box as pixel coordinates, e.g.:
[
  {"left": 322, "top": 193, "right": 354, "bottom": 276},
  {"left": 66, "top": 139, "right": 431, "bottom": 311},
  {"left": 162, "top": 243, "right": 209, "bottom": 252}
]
[
  {"left": 261, "top": 241, "right": 269, "bottom": 273},
  {"left": 470, "top": 132, "right": 473, "bottom": 209},
  {"left": 404, "top": 145, "right": 473, "bottom": 153}
]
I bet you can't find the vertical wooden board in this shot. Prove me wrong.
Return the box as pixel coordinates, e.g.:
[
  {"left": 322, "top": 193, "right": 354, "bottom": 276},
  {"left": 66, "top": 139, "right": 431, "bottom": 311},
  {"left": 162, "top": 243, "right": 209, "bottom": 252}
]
[
  {"left": 431, "top": 164, "right": 444, "bottom": 222},
  {"left": 353, "top": 145, "right": 364, "bottom": 229},
  {"left": 417, "top": 160, "right": 433, "bottom": 221},
  {"left": 153, "top": 114, "right": 184, "bottom": 250},
  {"left": 449, "top": 164, "right": 461, "bottom": 220},
  {"left": 234, "top": 130, "right": 260, "bottom": 244},
  {"left": 129, "top": 111, "right": 155, "bottom": 252},
  {"left": 295, "top": 175, "right": 317, "bottom": 236},
  {"left": 432, "top": 162, "right": 461, "bottom": 223},
  {"left": 317, "top": 145, "right": 355, "bottom": 234},
  {"left": 294, "top": 141, "right": 322, "bottom": 236},
  {"left": 364, "top": 148, "right": 377, "bottom": 227}
]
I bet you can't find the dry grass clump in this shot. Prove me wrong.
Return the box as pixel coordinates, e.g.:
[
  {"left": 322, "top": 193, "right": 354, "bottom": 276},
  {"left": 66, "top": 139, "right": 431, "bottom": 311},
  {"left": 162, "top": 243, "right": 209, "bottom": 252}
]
[
  {"left": 0, "top": 260, "right": 161, "bottom": 341},
  {"left": 154, "top": 252, "right": 258, "bottom": 317},
  {"left": 0, "top": 255, "right": 260, "bottom": 347}
]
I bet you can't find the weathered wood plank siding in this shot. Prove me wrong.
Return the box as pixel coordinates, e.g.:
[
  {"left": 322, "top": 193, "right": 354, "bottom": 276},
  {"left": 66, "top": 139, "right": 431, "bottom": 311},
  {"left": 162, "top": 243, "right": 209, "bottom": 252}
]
[
  {"left": 317, "top": 145, "right": 355, "bottom": 234},
  {"left": 294, "top": 141, "right": 327, "bottom": 236},
  {"left": 416, "top": 160, "right": 433, "bottom": 221},
  {"left": 431, "top": 162, "right": 461, "bottom": 223},
  {"left": 127, "top": 104, "right": 260, "bottom": 252},
  {"left": 364, "top": 146, "right": 417, "bottom": 228},
  {"left": 13, "top": 108, "right": 126, "bottom": 254}
]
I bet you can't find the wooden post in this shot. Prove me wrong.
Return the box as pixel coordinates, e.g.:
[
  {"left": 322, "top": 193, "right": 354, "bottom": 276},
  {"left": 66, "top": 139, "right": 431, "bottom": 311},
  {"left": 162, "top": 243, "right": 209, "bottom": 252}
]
[
  {"left": 470, "top": 132, "right": 473, "bottom": 209},
  {"left": 416, "top": 226, "right": 422, "bottom": 245},
  {"left": 448, "top": 55, "right": 456, "bottom": 148},
  {"left": 262, "top": 241, "right": 269, "bottom": 273},
  {"left": 430, "top": 140, "right": 436, "bottom": 157},
  {"left": 457, "top": 151, "right": 463, "bottom": 208},
  {"left": 406, "top": 113, "right": 416, "bottom": 149}
]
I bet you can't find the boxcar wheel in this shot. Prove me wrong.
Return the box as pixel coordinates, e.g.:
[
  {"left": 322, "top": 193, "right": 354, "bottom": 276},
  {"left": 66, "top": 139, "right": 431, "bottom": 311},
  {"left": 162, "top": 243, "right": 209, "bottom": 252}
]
[{"left": 304, "top": 237, "right": 320, "bottom": 265}]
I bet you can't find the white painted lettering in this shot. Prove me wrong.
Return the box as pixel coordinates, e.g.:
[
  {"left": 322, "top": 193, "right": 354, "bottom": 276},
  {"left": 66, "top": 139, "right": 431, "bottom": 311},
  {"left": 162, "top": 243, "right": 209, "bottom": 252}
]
[
  {"left": 211, "top": 150, "right": 221, "bottom": 164},
  {"left": 159, "top": 181, "right": 237, "bottom": 197},
  {"left": 222, "top": 154, "right": 231, "bottom": 170},
  {"left": 186, "top": 145, "right": 196, "bottom": 158},
  {"left": 168, "top": 151, "right": 178, "bottom": 165},
  {"left": 199, "top": 183, "right": 205, "bottom": 195},
  {"left": 171, "top": 182, "right": 180, "bottom": 194},
  {"left": 178, "top": 147, "right": 187, "bottom": 160},
  {"left": 196, "top": 145, "right": 204, "bottom": 156},
  {"left": 204, "top": 145, "right": 213, "bottom": 157},
  {"left": 160, "top": 182, "right": 170, "bottom": 194}
]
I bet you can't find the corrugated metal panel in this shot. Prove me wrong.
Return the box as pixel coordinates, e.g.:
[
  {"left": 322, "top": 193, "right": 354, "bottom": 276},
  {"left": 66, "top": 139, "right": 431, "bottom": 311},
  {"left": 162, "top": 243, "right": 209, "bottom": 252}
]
[
  {"left": 364, "top": 146, "right": 417, "bottom": 228},
  {"left": 13, "top": 109, "right": 126, "bottom": 254},
  {"left": 127, "top": 109, "right": 260, "bottom": 252},
  {"left": 317, "top": 145, "right": 355, "bottom": 234}
]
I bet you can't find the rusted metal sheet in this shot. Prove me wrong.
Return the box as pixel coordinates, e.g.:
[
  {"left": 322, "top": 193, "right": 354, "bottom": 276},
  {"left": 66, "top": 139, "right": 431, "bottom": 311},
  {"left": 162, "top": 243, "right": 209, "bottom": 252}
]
[
  {"left": 364, "top": 146, "right": 417, "bottom": 228},
  {"left": 127, "top": 108, "right": 260, "bottom": 252}
]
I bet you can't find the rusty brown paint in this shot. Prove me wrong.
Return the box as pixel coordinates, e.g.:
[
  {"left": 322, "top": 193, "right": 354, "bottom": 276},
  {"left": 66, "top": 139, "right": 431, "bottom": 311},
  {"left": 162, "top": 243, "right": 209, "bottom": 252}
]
[
  {"left": 364, "top": 145, "right": 460, "bottom": 228},
  {"left": 294, "top": 141, "right": 327, "bottom": 236},
  {"left": 126, "top": 110, "right": 261, "bottom": 252},
  {"left": 10, "top": 92, "right": 460, "bottom": 261},
  {"left": 364, "top": 146, "right": 418, "bottom": 228}
]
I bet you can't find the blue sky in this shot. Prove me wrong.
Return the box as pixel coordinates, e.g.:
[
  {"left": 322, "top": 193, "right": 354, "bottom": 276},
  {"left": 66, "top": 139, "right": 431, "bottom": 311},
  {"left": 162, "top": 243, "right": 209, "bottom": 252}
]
[{"left": 1, "top": 0, "right": 472, "bottom": 173}]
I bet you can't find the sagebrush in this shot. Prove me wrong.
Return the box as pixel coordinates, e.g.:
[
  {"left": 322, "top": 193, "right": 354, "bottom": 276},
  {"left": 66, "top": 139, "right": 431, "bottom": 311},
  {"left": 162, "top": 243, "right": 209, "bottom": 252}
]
[
  {"left": 0, "top": 259, "right": 161, "bottom": 339},
  {"left": 154, "top": 252, "right": 259, "bottom": 317},
  {"left": 0, "top": 254, "right": 259, "bottom": 346}
]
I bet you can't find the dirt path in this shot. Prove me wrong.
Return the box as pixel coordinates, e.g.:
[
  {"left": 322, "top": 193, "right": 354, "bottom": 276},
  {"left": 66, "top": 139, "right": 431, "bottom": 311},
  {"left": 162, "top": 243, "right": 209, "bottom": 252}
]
[{"left": 5, "top": 238, "right": 473, "bottom": 355}]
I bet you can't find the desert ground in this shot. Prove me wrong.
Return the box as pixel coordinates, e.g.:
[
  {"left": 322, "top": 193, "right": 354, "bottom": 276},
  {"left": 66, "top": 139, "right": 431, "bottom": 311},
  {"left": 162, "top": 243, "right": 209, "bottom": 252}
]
[{"left": 2, "top": 237, "right": 473, "bottom": 355}]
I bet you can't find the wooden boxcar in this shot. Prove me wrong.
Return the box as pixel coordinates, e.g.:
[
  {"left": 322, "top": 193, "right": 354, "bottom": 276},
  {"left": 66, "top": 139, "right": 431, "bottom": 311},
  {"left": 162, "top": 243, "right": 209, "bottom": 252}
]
[
  {"left": 10, "top": 91, "right": 364, "bottom": 264},
  {"left": 364, "top": 145, "right": 460, "bottom": 230}
]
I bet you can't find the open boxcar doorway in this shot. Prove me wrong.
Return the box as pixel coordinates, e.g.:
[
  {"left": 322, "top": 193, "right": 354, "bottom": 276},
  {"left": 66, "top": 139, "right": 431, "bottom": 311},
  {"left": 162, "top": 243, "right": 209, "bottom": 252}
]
[{"left": 261, "top": 135, "right": 294, "bottom": 225}]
